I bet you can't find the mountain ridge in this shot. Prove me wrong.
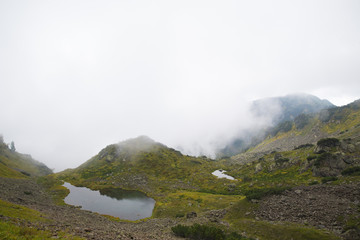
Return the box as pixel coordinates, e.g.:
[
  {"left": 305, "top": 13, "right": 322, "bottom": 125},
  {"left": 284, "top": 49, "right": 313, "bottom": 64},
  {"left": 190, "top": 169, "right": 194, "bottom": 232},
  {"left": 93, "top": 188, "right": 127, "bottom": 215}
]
[
  {"left": 0, "top": 137, "right": 52, "bottom": 178},
  {"left": 219, "top": 93, "right": 335, "bottom": 157}
]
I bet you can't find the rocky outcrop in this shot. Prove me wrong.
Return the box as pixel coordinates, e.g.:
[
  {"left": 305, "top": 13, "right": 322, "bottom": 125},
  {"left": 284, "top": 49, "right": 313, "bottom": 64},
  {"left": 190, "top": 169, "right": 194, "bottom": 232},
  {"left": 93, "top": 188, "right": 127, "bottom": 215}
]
[
  {"left": 310, "top": 138, "right": 360, "bottom": 177},
  {"left": 256, "top": 183, "right": 360, "bottom": 240}
]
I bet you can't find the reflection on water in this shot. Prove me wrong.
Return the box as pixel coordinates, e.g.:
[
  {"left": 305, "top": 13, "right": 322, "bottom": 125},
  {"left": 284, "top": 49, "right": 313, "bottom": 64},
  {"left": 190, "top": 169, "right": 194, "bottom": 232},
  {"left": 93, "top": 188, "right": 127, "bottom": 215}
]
[
  {"left": 212, "top": 170, "right": 235, "bottom": 180},
  {"left": 63, "top": 182, "right": 155, "bottom": 221}
]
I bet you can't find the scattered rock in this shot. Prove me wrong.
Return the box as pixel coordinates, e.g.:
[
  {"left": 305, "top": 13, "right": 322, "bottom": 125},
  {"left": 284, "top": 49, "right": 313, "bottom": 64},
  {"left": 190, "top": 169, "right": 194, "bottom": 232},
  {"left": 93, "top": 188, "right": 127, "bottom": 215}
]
[
  {"left": 186, "top": 212, "right": 197, "bottom": 219},
  {"left": 256, "top": 183, "right": 360, "bottom": 235}
]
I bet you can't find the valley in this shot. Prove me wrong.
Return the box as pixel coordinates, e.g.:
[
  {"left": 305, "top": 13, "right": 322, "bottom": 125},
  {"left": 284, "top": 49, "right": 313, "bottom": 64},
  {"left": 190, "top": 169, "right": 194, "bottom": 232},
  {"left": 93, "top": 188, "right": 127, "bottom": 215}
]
[{"left": 1, "top": 97, "right": 360, "bottom": 239}]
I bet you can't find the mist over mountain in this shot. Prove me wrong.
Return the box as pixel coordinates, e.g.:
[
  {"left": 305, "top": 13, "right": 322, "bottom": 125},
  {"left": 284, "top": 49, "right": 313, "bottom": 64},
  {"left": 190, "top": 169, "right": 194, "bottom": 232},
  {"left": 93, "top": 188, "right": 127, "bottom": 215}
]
[
  {"left": 251, "top": 93, "right": 335, "bottom": 124},
  {"left": 218, "top": 93, "right": 335, "bottom": 157}
]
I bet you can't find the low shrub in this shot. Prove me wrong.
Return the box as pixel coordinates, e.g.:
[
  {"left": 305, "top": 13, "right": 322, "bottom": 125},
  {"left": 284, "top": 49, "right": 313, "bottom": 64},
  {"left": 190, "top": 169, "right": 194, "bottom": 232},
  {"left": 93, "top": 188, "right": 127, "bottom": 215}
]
[
  {"left": 321, "top": 176, "right": 338, "bottom": 184},
  {"left": 172, "top": 224, "right": 225, "bottom": 240},
  {"left": 175, "top": 213, "right": 185, "bottom": 218},
  {"left": 306, "top": 155, "right": 317, "bottom": 161},
  {"left": 276, "top": 158, "right": 290, "bottom": 164},
  {"left": 171, "top": 224, "right": 250, "bottom": 240},
  {"left": 294, "top": 144, "right": 314, "bottom": 150},
  {"left": 317, "top": 138, "right": 340, "bottom": 148},
  {"left": 242, "top": 176, "right": 252, "bottom": 183},
  {"left": 309, "top": 180, "right": 319, "bottom": 185},
  {"left": 341, "top": 166, "right": 360, "bottom": 176}
]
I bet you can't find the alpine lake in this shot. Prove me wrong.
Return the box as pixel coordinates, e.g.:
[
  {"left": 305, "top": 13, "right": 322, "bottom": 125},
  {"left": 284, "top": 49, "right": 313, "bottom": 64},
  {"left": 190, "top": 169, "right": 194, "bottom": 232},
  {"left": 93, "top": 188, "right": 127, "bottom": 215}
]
[{"left": 63, "top": 182, "right": 156, "bottom": 221}]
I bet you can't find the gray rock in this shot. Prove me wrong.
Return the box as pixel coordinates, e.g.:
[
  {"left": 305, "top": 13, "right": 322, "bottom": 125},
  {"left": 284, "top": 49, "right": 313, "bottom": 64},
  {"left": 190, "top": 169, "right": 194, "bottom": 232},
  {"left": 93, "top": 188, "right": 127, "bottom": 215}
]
[{"left": 186, "top": 212, "right": 197, "bottom": 219}]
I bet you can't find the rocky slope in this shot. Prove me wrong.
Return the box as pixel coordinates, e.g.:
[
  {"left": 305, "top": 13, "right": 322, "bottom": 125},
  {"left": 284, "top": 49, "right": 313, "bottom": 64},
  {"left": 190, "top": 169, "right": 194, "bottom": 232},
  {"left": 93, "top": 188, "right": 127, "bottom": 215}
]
[{"left": 256, "top": 183, "right": 360, "bottom": 239}]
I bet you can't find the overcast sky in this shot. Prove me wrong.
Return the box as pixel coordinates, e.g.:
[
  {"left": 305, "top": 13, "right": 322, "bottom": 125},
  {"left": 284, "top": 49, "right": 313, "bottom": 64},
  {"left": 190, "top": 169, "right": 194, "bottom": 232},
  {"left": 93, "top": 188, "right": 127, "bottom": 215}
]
[{"left": 1, "top": 0, "right": 359, "bottom": 171}]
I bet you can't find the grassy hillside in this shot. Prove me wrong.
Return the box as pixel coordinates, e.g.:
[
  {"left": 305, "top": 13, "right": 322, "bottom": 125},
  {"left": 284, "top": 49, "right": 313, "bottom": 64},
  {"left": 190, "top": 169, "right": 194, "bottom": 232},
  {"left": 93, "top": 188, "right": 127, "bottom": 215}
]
[
  {"left": 233, "top": 99, "right": 360, "bottom": 160},
  {"left": 57, "top": 136, "right": 245, "bottom": 218},
  {"left": 0, "top": 140, "right": 52, "bottom": 178}
]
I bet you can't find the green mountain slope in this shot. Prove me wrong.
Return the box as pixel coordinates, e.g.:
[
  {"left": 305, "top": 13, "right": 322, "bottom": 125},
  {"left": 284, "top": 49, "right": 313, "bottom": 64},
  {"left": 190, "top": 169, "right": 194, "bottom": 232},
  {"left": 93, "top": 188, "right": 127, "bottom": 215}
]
[
  {"left": 220, "top": 93, "right": 335, "bottom": 157},
  {"left": 0, "top": 138, "right": 52, "bottom": 178},
  {"left": 59, "top": 136, "right": 229, "bottom": 194},
  {"left": 232, "top": 99, "right": 360, "bottom": 163}
]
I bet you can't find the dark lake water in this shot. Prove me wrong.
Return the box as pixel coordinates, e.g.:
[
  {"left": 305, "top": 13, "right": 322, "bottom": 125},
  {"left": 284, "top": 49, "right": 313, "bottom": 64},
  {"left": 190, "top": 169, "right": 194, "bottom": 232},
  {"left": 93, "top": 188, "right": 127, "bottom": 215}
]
[{"left": 63, "top": 182, "right": 155, "bottom": 221}]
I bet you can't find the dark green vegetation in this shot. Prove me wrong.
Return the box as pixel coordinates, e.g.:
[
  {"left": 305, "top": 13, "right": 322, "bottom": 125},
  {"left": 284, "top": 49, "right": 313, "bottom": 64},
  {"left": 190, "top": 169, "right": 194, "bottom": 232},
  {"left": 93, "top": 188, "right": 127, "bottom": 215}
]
[
  {"left": 342, "top": 166, "right": 360, "bottom": 176},
  {"left": 243, "top": 186, "right": 290, "bottom": 200},
  {"left": 172, "top": 223, "right": 252, "bottom": 240}
]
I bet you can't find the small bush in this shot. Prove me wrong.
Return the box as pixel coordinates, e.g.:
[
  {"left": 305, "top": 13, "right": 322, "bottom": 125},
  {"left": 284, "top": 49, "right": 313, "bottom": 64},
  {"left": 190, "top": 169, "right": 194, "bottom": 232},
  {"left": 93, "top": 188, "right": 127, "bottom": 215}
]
[
  {"left": 172, "top": 224, "right": 249, "bottom": 240},
  {"left": 316, "top": 149, "right": 326, "bottom": 154},
  {"left": 309, "top": 180, "right": 319, "bottom": 185},
  {"left": 172, "top": 224, "right": 225, "bottom": 240},
  {"left": 175, "top": 213, "right": 185, "bottom": 218},
  {"left": 294, "top": 144, "right": 314, "bottom": 150},
  {"left": 317, "top": 138, "right": 340, "bottom": 148},
  {"left": 242, "top": 176, "right": 252, "bottom": 182},
  {"left": 276, "top": 158, "right": 290, "bottom": 164},
  {"left": 306, "top": 155, "right": 317, "bottom": 161},
  {"left": 321, "top": 176, "right": 338, "bottom": 184},
  {"left": 341, "top": 166, "right": 360, "bottom": 176}
]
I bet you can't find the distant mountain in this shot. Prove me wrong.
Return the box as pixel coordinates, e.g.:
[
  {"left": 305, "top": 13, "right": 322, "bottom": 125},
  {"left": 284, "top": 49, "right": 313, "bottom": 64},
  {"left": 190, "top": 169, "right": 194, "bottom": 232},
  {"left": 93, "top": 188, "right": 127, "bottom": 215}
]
[
  {"left": 219, "top": 93, "right": 335, "bottom": 157},
  {"left": 251, "top": 93, "right": 335, "bottom": 124},
  {"left": 232, "top": 98, "right": 360, "bottom": 163},
  {"left": 0, "top": 137, "right": 52, "bottom": 178}
]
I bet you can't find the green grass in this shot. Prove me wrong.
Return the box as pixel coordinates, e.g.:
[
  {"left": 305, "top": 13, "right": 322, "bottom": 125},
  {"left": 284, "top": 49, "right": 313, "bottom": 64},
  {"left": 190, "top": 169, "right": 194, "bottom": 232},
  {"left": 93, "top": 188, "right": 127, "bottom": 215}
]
[
  {"left": 153, "top": 191, "right": 243, "bottom": 218},
  {"left": 0, "top": 199, "right": 84, "bottom": 239},
  {"left": 0, "top": 142, "right": 52, "bottom": 177},
  {"left": 0, "top": 221, "right": 84, "bottom": 240},
  {"left": 0, "top": 199, "right": 47, "bottom": 222},
  {"left": 37, "top": 175, "right": 69, "bottom": 205},
  {"left": 0, "top": 161, "right": 27, "bottom": 178}
]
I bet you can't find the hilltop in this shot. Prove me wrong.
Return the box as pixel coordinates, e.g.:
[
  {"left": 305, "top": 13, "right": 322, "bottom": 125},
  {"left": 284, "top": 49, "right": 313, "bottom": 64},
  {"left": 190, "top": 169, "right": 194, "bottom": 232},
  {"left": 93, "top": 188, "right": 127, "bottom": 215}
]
[{"left": 59, "top": 136, "right": 229, "bottom": 198}]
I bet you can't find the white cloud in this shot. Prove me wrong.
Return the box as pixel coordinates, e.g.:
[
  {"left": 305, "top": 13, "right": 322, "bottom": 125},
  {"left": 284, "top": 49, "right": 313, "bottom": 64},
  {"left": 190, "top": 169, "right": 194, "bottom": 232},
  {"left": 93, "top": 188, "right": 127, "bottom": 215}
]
[{"left": 0, "top": 0, "right": 359, "bottom": 171}]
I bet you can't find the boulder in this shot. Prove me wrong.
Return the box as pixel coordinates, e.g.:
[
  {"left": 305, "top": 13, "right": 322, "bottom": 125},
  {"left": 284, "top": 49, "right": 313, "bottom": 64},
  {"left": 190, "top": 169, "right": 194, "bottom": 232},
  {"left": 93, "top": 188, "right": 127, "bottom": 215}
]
[{"left": 186, "top": 212, "right": 197, "bottom": 219}]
